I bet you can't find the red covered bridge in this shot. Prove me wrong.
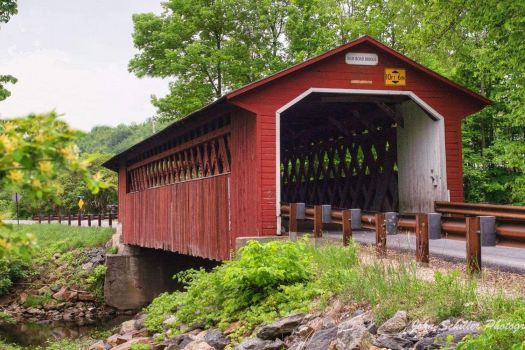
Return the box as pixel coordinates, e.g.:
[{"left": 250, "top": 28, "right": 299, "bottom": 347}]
[{"left": 104, "top": 36, "right": 490, "bottom": 261}]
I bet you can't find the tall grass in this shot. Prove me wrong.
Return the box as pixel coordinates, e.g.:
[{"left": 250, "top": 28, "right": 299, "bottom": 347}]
[{"left": 11, "top": 224, "right": 112, "bottom": 254}]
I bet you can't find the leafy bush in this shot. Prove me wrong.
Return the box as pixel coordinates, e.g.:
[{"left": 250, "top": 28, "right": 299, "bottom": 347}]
[
  {"left": 0, "top": 257, "right": 31, "bottom": 295},
  {"left": 458, "top": 306, "right": 525, "bottom": 350},
  {"left": 145, "top": 239, "right": 331, "bottom": 338},
  {"left": 144, "top": 239, "right": 525, "bottom": 343},
  {"left": 86, "top": 265, "right": 108, "bottom": 302}
]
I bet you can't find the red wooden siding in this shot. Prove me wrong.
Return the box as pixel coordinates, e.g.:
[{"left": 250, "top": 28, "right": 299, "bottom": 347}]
[
  {"left": 229, "top": 109, "right": 259, "bottom": 239},
  {"left": 230, "top": 41, "right": 485, "bottom": 233},
  {"left": 120, "top": 174, "right": 230, "bottom": 260}
]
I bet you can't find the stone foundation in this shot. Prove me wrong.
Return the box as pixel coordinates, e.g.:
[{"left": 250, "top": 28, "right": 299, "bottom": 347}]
[{"left": 104, "top": 245, "right": 219, "bottom": 310}]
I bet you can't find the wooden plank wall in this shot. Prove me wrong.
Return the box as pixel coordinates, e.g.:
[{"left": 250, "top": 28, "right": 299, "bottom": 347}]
[
  {"left": 121, "top": 174, "right": 230, "bottom": 261},
  {"left": 231, "top": 41, "right": 483, "bottom": 230}
]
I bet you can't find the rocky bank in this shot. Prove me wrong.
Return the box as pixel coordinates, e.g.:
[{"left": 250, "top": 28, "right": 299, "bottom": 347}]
[{"left": 88, "top": 302, "right": 480, "bottom": 350}]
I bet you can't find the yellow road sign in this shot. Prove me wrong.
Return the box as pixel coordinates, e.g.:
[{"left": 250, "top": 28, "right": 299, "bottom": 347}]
[
  {"left": 78, "top": 198, "right": 85, "bottom": 209},
  {"left": 385, "top": 68, "right": 406, "bottom": 86}
]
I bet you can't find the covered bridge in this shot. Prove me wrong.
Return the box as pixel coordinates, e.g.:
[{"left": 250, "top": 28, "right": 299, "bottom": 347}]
[{"left": 104, "top": 35, "right": 490, "bottom": 261}]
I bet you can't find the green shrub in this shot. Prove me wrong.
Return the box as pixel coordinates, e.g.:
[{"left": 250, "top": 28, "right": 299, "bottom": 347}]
[
  {"left": 145, "top": 239, "right": 323, "bottom": 337},
  {"left": 0, "top": 257, "right": 30, "bottom": 295},
  {"left": 86, "top": 265, "right": 107, "bottom": 302},
  {"left": 458, "top": 306, "right": 525, "bottom": 350}
]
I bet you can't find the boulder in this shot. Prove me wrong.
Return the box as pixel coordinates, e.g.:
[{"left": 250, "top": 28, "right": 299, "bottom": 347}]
[
  {"left": 335, "top": 313, "right": 374, "bottom": 350},
  {"left": 257, "top": 313, "right": 305, "bottom": 340},
  {"left": 202, "top": 328, "right": 229, "bottom": 350},
  {"left": 304, "top": 326, "right": 337, "bottom": 350},
  {"left": 88, "top": 340, "right": 106, "bottom": 350},
  {"left": 414, "top": 329, "right": 479, "bottom": 349},
  {"left": 120, "top": 319, "right": 138, "bottom": 334},
  {"left": 111, "top": 337, "right": 151, "bottom": 350},
  {"left": 78, "top": 292, "right": 96, "bottom": 301},
  {"left": 37, "top": 286, "right": 52, "bottom": 295},
  {"left": 159, "top": 334, "right": 197, "bottom": 350},
  {"left": 235, "top": 338, "right": 285, "bottom": 350},
  {"left": 183, "top": 341, "right": 215, "bottom": 350},
  {"left": 373, "top": 334, "right": 413, "bottom": 350},
  {"left": 377, "top": 311, "right": 408, "bottom": 334},
  {"left": 52, "top": 287, "right": 69, "bottom": 301}
]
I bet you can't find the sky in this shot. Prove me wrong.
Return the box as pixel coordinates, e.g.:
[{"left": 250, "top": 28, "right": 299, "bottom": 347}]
[{"left": 0, "top": 0, "right": 169, "bottom": 131}]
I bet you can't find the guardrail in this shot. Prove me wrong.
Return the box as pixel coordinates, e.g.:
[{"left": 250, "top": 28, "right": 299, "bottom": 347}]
[
  {"left": 281, "top": 201, "right": 525, "bottom": 274},
  {"left": 31, "top": 213, "right": 117, "bottom": 227}
]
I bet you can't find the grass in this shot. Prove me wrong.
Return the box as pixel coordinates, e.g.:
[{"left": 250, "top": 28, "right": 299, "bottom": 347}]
[
  {"left": 144, "top": 238, "right": 525, "bottom": 347},
  {"left": 11, "top": 224, "right": 113, "bottom": 255}
]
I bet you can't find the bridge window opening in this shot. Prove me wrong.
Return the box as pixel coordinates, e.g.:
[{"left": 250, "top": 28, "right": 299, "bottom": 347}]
[{"left": 126, "top": 115, "right": 231, "bottom": 193}]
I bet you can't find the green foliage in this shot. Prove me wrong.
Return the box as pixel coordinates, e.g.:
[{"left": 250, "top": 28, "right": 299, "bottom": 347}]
[
  {"left": 145, "top": 239, "right": 326, "bottom": 338},
  {"left": 22, "top": 294, "right": 53, "bottom": 308},
  {"left": 0, "top": 257, "right": 30, "bottom": 295},
  {"left": 131, "top": 343, "right": 152, "bottom": 350},
  {"left": 86, "top": 265, "right": 107, "bottom": 302},
  {"left": 145, "top": 239, "right": 525, "bottom": 343},
  {"left": 458, "top": 306, "right": 525, "bottom": 350}
]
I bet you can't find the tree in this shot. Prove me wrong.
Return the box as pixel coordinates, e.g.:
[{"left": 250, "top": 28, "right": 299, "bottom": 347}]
[
  {"left": 129, "top": 0, "right": 289, "bottom": 122},
  {"left": 0, "top": 112, "right": 105, "bottom": 256},
  {"left": 0, "top": 0, "right": 17, "bottom": 102}
]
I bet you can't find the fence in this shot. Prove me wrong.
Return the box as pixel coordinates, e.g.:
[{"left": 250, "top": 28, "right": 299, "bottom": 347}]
[
  {"left": 281, "top": 201, "right": 525, "bottom": 274},
  {"left": 31, "top": 213, "right": 117, "bottom": 227}
]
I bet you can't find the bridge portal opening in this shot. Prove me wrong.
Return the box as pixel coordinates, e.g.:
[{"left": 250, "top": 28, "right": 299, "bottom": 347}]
[{"left": 279, "top": 91, "right": 449, "bottom": 215}]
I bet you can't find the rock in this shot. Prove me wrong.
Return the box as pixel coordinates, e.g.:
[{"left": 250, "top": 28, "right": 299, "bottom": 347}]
[
  {"left": 202, "top": 328, "right": 229, "bottom": 350},
  {"left": 414, "top": 329, "right": 479, "bottom": 349},
  {"left": 82, "top": 262, "right": 94, "bottom": 270},
  {"left": 78, "top": 291, "right": 96, "bottom": 301},
  {"left": 19, "top": 292, "right": 28, "bottom": 304},
  {"left": 135, "top": 313, "right": 147, "bottom": 330},
  {"left": 52, "top": 287, "right": 69, "bottom": 301},
  {"left": 37, "top": 286, "right": 52, "bottom": 295},
  {"left": 111, "top": 337, "right": 151, "bottom": 350},
  {"left": 373, "top": 334, "right": 413, "bottom": 350},
  {"left": 120, "top": 319, "right": 138, "bottom": 334},
  {"left": 88, "top": 340, "right": 106, "bottom": 350},
  {"left": 257, "top": 313, "right": 305, "bottom": 340},
  {"left": 183, "top": 341, "right": 215, "bottom": 350},
  {"left": 224, "top": 321, "right": 242, "bottom": 335},
  {"left": 335, "top": 312, "right": 374, "bottom": 350},
  {"left": 160, "top": 334, "right": 197, "bottom": 350},
  {"left": 304, "top": 326, "right": 337, "bottom": 350},
  {"left": 377, "top": 311, "right": 408, "bottom": 334},
  {"left": 235, "top": 338, "right": 286, "bottom": 350},
  {"left": 163, "top": 315, "right": 177, "bottom": 326},
  {"left": 26, "top": 308, "right": 43, "bottom": 315}
]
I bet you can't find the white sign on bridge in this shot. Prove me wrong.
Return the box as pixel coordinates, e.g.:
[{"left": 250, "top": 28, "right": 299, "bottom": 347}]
[{"left": 345, "top": 52, "right": 378, "bottom": 65}]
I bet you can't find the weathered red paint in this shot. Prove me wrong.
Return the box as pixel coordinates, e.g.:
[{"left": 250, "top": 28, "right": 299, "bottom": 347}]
[{"left": 108, "top": 36, "right": 489, "bottom": 260}]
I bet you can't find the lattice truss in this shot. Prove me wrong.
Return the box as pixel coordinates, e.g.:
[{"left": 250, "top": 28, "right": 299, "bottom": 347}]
[
  {"left": 127, "top": 133, "right": 231, "bottom": 192},
  {"left": 280, "top": 95, "right": 402, "bottom": 212}
]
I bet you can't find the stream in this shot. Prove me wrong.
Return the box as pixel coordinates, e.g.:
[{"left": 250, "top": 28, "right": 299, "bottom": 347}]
[{"left": 0, "top": 315, "right": 132, "bottom": 347}]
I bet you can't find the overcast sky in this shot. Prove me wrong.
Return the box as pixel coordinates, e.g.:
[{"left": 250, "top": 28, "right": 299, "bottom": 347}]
[{"left": 0, "top": 0, "right": 169, "bottom": 131}]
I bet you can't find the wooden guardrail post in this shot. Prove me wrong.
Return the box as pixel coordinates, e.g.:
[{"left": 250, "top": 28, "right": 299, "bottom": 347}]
[
  {"left": 415, "top": 213, "right": 430, "bottom": 264},
  {"left": 108, "top": 213, "right": 113, "bottom": 227},
  {"left": 47, "top": 213, "right": 51, "bottom": 224},
  {"left": 77, "top": 213, "right": 81, "bottom": 226},
  {"left": 375, "top": 213, "right": 386, "bottom": 257},
  {"left": 342, "top": 209, "right": 352, "bottom": 246},
  {"left": 289, "top": 203, "right": 298, "bottom": 240},
  {"left": 314, "top": 205, "right": 322, "bottom": 238},
  {"left": 67, "top": 214, "right": 72, "bottom": 226},
  {"left": 58, "top": 211, "right": 62, "bottom": 224},
  {"left": 98, "top": 213, "right": 102, "bottom": 227},
  {"left": 38, "top": 214, "right": 42, "bottom": 224},
  {"left": 88, "top": 214, "right": 92, "bottom": 227},
  {"left": 466, "top": 216, "right": 481, "bottom": 274}
]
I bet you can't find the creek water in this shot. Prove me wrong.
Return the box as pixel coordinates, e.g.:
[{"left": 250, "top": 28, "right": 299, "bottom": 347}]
[{"left": 0, "top": 315, "right": 132, "bottom": 348}]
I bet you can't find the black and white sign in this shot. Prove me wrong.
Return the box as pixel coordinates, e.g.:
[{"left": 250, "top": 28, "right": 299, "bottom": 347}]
[{"left": 345, "top": 52, "right": 378, "bottom": 66}]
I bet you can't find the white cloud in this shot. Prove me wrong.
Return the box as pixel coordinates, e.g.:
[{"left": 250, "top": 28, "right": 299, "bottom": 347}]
[{"left": 0, "top": 0, "right": 169, "bottom": 131}]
